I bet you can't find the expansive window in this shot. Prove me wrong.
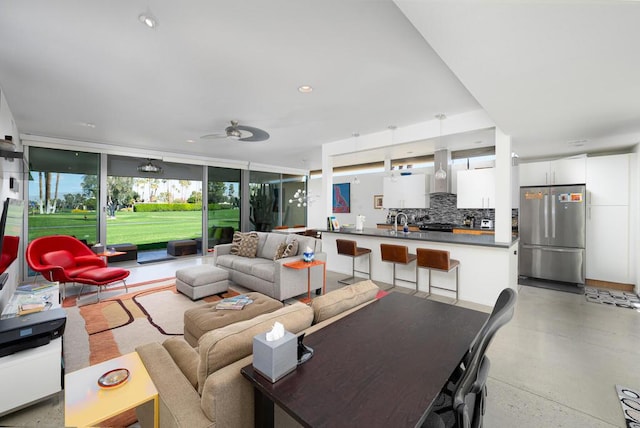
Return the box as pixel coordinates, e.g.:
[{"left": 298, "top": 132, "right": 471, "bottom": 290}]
[
  {"left": 27, "top": 147, "right": 100, "bottom": 245},
  {"left": 106, "top": 155, "right": 203, "bottom": 251}
]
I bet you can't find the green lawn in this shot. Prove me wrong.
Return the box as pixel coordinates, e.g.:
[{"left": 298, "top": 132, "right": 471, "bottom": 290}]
[{"left": 28, "top": 209, "right": 240, "bottom": 247}]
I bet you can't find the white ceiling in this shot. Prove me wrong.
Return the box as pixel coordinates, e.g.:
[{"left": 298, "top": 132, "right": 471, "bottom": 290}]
[{"left": 0, "top": 1, "right": 638, "bottom": 172}]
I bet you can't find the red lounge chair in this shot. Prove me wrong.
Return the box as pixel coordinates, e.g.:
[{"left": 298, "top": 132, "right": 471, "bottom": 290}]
[{"left": 26, "top": 235, "right": 129, "bottom": 300}]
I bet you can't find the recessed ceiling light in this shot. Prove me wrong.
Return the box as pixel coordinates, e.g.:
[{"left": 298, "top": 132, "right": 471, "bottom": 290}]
[
  {"left": 298, "top": 85, "right": 313, "bottom": 93},
  {"left": 138, "top": 12, "right": 158, "bottom": 29},
  {"left": 82, "top": 122, "right": 96, "bottom": 128},
  {"left": 186, "top": 139, "right": 195, "bottom": 143}
]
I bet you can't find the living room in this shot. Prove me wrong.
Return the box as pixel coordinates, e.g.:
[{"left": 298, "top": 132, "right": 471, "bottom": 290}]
[{"left": 1, "top": 2, "right": 640, "bottom": 427}]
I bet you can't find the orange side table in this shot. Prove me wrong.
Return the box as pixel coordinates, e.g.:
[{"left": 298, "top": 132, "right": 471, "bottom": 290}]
[{"left": 283, "top": 259, "right": 326, "bottom": 304}]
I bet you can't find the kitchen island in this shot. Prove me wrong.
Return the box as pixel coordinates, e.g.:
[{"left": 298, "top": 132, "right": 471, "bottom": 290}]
[{"left": 322, "top": 228, "right": 518, "bottom": 306}]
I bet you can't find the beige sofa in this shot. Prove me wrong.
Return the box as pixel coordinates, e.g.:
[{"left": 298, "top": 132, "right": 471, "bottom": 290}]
[
  {"left": 213, "top": 232, "right": 326, "bottom": 301},
  {"left": 135, "top": 280, "right": 380, "bottom": 428}
]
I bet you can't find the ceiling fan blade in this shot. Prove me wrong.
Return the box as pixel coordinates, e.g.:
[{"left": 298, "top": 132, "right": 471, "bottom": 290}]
[
  {"left": 237, "top": 125, "right": 270, "bottom": 142},
  {"left": 200, "top": 133, "right": 227, "bottom": 139}
]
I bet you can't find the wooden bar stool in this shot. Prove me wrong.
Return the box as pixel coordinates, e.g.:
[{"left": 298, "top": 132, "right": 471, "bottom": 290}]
[
  {"left": 336, "top": 239, "right": 372, "bottom": 284},
  {"left": 380, "top": 243, "right": 417, "bottom": 291},
  {"left": 416, "top": 248, "right": 460, "bottom": 301}
]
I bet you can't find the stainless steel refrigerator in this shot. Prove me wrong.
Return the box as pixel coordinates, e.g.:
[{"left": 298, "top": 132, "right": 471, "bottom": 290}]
[{"left": 519, "top": 185, "right": 586, "bottom": 284}]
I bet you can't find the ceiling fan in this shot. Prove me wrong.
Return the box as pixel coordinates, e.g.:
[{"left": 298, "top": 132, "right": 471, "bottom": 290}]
[{"left": 201, "top": 120, "right": 270, "bottom": 142}]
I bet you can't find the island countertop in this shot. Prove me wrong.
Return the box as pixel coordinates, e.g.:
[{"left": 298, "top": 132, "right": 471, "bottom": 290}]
[{"left": 322, "top": 227, "right": 518, "bottom": 248}]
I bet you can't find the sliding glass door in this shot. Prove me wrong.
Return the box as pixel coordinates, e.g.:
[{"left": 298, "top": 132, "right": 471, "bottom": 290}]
[{"left": 106, "top": 155, "right": 203, "bottom": 253}]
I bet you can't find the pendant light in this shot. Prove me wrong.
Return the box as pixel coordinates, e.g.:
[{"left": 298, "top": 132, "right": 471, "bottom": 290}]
[{"left": 434, "top": 114, "right": 447, "bottom": 181}]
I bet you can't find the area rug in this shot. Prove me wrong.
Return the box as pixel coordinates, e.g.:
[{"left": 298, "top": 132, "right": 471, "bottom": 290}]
[
  {"left": 615, "top": 385, "right": 640, "bottom": 427},
  {"left": 62, "top": 279, "right": 238, "bottom": 427},
  {"left": 585, "top": 287, "right": 640, "bottom": 309}
]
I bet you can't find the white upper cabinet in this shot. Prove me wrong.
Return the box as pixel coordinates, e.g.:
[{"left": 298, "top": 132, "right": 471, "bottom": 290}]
[
  {"left": 457, "top": 168, "right": 495, "bottom": 209},
  {"left": 383, "top": 174, "right": 429, "bottom": 209},
  {"left": 586, "top": 154, "right": 630, "bottom": 206},
  {"left": 519, "top": 157, "right": 586, "bottom": 186}
]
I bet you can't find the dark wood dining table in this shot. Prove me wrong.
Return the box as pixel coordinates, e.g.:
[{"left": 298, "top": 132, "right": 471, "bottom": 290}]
[{"left": 241, "top": 292, "right": 489, "bottom": 427}]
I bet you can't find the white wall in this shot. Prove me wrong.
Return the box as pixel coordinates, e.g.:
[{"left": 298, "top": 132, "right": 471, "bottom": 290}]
[
  {"left": 308, "top": 166, "right": 436, "bottom": 230},
  {"left": 0, "top": 87, "right": 24, "bottom": 308}
]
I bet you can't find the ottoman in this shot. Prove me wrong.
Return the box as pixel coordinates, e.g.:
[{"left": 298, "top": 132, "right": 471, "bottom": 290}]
[
  {"left": 107, "top": 243, "right": 138, "bottom": 263},
  {"left": 176, "top": 264, "right": 230, "bottom": 300},
  {"left": 167, "top": 239, "right": 198, "bottom": 256},
  {"left": 183, "top": 291, "right": 283, "bottom": 346}
]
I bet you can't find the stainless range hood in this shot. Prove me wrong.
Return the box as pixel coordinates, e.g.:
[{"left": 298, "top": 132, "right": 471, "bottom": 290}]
[{"left": 432, "top": 149, "right": 451, "bottom": 193}]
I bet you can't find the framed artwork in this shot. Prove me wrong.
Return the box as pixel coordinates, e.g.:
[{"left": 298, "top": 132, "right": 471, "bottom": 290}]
[
  {"left": 332, "top": 183, "right": 350, "bottom": 213},
  {"left": 373, "top": 195, "right": 383, "bottom": 209}
]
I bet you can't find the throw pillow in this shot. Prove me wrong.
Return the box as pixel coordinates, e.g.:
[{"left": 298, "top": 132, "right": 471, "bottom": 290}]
[
  {"left": 282, "top": 239, "right": 299, "bottom": 258},
  {"left": 230, "top": 232, "right": 259, "bottom": 258},
  {"left": 273, "top": 242, "right": 288, "bottom": 261}
]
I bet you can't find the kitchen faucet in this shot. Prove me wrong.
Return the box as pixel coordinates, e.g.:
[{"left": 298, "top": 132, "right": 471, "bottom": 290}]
[{"left": 395, "top": 212, "right": 408, "bottom": 233}]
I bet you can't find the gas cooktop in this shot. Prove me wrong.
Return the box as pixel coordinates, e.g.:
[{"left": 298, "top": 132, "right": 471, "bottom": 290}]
[{"left": 418, "top": 223, "right": 458, "bottom": 232}]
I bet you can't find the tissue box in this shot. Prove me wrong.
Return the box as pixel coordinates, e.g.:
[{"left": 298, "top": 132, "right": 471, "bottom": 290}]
[{"left": 252, "top": 331, "right": 297, "bottom": 383}]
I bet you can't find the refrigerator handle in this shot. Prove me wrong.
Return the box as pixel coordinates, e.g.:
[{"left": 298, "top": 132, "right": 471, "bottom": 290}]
[
  {"left": 545, "top": 172, "right": 548, "bottom": 185},
  {"left": 544, "top": 194, "right": 549, "bottom": 238},
  {"left": 551, "top": 193, "right": 556, "bottom": 238}
]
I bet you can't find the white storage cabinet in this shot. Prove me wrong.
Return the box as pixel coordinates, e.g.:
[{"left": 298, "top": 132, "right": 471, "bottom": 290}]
[
  {"left": 382, "top": 174, "right": 428, "bottom": 209},
  {"left": 585, "top": 154, "right": 632, "bottom": 284},
  {"left": 519, "top": 157, "right": 586, "bottom": 186},
  {"left": 457, "top": 168, "right": 495, "bottom": 209}
]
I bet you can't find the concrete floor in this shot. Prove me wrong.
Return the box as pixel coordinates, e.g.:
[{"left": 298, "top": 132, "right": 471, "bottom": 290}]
[{"left": 0, "top": 255, "right": 637, "bottom": 427}]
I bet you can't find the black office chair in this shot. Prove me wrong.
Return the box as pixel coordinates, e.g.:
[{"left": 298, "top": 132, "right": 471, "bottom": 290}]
[{"left": 423, "top": 288, "right": 517, "bottom": 428}]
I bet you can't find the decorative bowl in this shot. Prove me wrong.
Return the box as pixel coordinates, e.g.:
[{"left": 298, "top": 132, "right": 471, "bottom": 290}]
[{"left": 303, "top": 251, "right": 315, "bottom": 262}]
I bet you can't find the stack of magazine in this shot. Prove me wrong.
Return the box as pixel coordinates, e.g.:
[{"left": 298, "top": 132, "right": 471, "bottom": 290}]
[{"left": 216, "top": 295, "right": 254, "bottom": 310}]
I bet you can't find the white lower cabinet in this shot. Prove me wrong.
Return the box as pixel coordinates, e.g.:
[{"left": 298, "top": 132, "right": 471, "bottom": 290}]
[
  {"left": 0, "top": 338, "right": 62, "bottom": 415},
  {"left": 586, "top": 205, "right": 630, "bottom": 284}
]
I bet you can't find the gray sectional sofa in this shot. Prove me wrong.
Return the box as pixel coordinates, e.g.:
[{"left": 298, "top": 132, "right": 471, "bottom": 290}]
[{"left": 212, "top": 232, "right": 326, "bottom": 301}]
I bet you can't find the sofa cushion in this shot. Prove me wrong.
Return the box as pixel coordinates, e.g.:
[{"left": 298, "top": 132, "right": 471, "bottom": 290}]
[
  {"left": 230, "top": 256, "right": 272, "bottom": 277},
  {"left": 311, "top": 280, "right": 380, "bottom": 324},
  {"left": 258, "top": 233, "right": 286, "bottom": 259},
  {"left": 230, "top": 232, "right": 259, "bottom": 258},
  {"left": 250, "top": 262, "right": 276, "bottom": 283},
  {"left": 282, "top": 239, "right": 299, "bottom": 258},
  {"left": 287, "top": 234, "right": 321, "bottom": 255},
  {"left": 273, "top": 242, "right": 287, "bottom": 261},
  {"left": 163, "top": 337, "right": 200, "bottom": 388},
  {"left": 196, "top": 303, "right": 313, "bottom": 393},
  {"left": 214, "top": 254, "right": 234, "bottom": 270}
]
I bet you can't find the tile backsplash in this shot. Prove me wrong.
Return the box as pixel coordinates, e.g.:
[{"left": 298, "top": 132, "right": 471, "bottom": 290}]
[{"left": 387, "top": 193, "right": 518, "bottom": 226}]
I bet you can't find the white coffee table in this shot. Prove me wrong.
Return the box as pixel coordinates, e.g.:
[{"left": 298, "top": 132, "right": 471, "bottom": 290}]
[{"left": 65, "top": 352, "right": 158, "bottom": 428}]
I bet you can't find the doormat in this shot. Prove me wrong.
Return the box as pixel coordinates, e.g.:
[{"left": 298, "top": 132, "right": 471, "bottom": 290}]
[
  {"left": 138, "top": 256, "right": 176, "bottom": 264},
  {"left": 615, "top": 385, "right": 640, "bottom": 427},
  {"left": 585, "top": 287, "right": 640, "bottom": 309}
]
